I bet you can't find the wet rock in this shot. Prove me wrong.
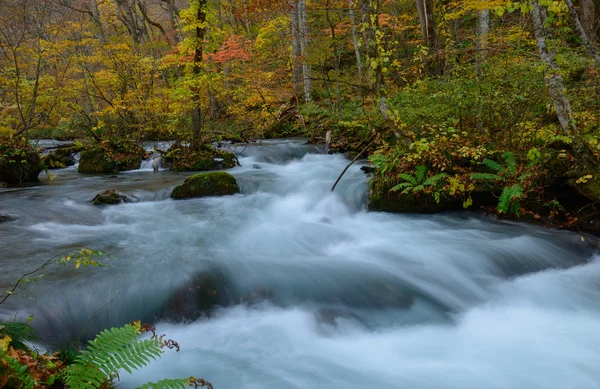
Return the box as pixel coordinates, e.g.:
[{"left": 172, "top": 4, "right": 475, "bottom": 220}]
[
  {"left": 157, "top": 272, "right": 233, "bottom": 322},
  {"left": 91, "top": 189, "right": 136, "bottom": 205},
  {"left": 315, "top": 308, "right": 363, "bottom": 327},
  {"left": 79, "top": 141, "right": 145, "bottom": 173},
  {"left": 0, "top": 214, "right": 15, "bottom": 223},
  {"left": 165, "top": 144, "right": 239, "bottom": 172},
  {"left": 171, "top": 172, "right": 240, "bottom": 199}
]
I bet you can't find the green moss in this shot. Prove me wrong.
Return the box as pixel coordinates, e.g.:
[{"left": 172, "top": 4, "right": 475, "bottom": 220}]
[
  {"left": 78, "top": 140, "right": 144, "bottom": 174},
  {"left": 166, "top": 144, "right": 239, "bottom": 172},
  {"left": 171, "top": 172, "right": 240, "bottom": 199},
  {"left": 91, "top": 189, "right": 127, "bottom": 205},
  {"left": 0, "top": 138, "right": 42, "bottom": 185}
]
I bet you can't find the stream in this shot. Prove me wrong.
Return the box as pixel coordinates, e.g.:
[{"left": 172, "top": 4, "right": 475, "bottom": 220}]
[{"left": 1, "top": 139, "right": 600, "bottom": 388}]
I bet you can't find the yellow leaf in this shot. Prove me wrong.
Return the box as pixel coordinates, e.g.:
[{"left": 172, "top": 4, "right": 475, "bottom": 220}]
[{"left": 0, "top": 335, "right": 12, "bottom": 351}]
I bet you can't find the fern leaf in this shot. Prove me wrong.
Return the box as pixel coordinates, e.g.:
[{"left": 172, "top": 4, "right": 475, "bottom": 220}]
[
  {"left": 398, "top": 173, "right": 416, "bottom": 185},
  {"left": 518, "top": 172, "right": 531, "bottom": 182},
  {"left": 415, "top": 166, "right": 428, "bottom": 183},
  {"left": 422, "top": 173, "right": 447, "bottom": 187},
  {"left": 502, "top": 152, "right": 517, "bottom": 175},
  {"left": 481, "top": 158, "right": 505, "bottom": 174},
  {"left": 390, "top": 182, "right": 412, "bottom": 192},
  {"left": 471, "top": 173, "right": 503, "bottom": 181},
  {"left": 136, "top": 378, "right": 190, "bottom": 389},
  {"left": 498, "top": 184, "right": 523, "bottom": 213}
]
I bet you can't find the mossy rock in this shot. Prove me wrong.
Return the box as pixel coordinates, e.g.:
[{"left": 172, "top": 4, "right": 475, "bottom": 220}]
[
  {"left": 91, "top": 189, "right": 131, "bottom": 205},
  {"left": 42, "top": 153, "right": 74, "bottom": 169},
  {"left": 368, "top": 188, "right": 464, "bottom": 213},
  {"left": 367, "top": 173, "right": 497, "bottom": 214},
  {"left": 79, "top": 140, "right": 145, "bottom": 173},
  {"left": 0, "top": 139, "right": 42, "bottom": 185},
  {"left": 171, "top": 172, "right": 240, "bottom": 199},
  {"left": 166, "top": 144, "right": 239, "bottom": 172}
]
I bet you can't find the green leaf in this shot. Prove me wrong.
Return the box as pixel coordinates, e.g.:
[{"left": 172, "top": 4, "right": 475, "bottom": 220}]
[{"left": 471, "top": 173, "right": 503, "bottom": 181}]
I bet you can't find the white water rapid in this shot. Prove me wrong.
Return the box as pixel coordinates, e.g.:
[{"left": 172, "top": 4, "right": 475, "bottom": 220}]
[{"left": 1, "top": 139, "right": 599, "bottom": 388}]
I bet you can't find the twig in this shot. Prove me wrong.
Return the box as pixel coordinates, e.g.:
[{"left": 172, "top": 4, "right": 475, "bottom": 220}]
[{"left": 331, "top": 138, "right": 376, "bottom": 192}]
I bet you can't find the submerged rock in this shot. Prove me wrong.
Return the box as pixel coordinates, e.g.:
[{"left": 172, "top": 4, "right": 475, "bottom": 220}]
[
  {"left": 171, "top": 172, "right": 240, "bottom": 199},
  {"left": 79, "top": 141, "right": 145, "bottom": 173},
  {"left": 91, "top": 189, "right": 135, "bottom": 205},
  {"left": 157, "top": 272, "right": 235, "bottom": 322},
  {"left": 0, "top": 214, "right": 15, "bottom": 223}
]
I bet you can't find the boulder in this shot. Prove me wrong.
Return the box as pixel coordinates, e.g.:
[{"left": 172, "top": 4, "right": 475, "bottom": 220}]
[
  {"left": 0, "top": 140, "right": 42, "bottom": 185},
  {"left": 165, "top": 144, "right": 239, "bottom": 172},
  {"left": 79, "top": 141, "right": 145, "bottom": 174},
  {"left": 157, "top": 272, "right": 234, "bottom": 322},
  {"left": 171, "top": 172, "right": 240, "bottom": 199},
  {"left": 91, "top": 189, "right": 135, "bottom": 205}
]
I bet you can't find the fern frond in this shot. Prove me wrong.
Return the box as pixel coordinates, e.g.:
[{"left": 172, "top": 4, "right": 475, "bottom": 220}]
[
  {"left": 518, "top": 172, "right": 532, "bottom": 182},
  {"left": 415, "top": 166, "right": 428, "bottom": 183},
  {"left": 390, "top": 182, "right": 412, "bottom": 192},
  {"left": 65, "top": 324, "right": 163, "bottom": 389},
  {"left": 502, "top": 152, "right": 517, "bottom": 175},
  {"left": 398, "top": 173, "right": 416, "bottom": 185},
  {"left": 481, "top": 158, "right": 505, "bottom": 173},
  {"left": 422, "top": 173, "right": 447, "bottom": 187},
  {"left": 136, "top": 378, "right": 190, "bottom": 389},
  {"left": 471, "top": 173, "right": 503, "bottom": 181},
  {"left": 498, "top": 184, "right": 523, "bottom": 213}
]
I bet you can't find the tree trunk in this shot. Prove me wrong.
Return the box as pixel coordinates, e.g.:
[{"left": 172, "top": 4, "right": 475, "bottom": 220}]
[
  {"left": 531, "top": 0, "right": 575, "bottom": 135},
  {"left": 580, "top": 0, "right": 597, "bottom": 43},
  {"left": 415, "top": 0, "right": 436, "bottom": 47},
  {"left": 476, "top": 9, "right": 490, "bottom": 53},
  {"left": 349, "top": 0, "right": 363, "bottom": 77},
  {"left": 565, "top": 0, "right": 600, "bottom": 66},
  {"left": 191, "top": 0, "right": 208, "bottom": 149},
  {"left": 297, "top": 0, "right": 312, "bottom": 102},
  {"left": 290, "top": 0, "right": 302, "bottom": 98}
]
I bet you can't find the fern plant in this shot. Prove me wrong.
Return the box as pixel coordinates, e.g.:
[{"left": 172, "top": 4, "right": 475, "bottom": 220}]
[
  {"left": 63, "top": 323, "right": 212, "bottom": 389},
  {"left": 471, "top": 152, "right": 535, "bottom": 214},
  {"left": 390, "top": 165, "right": 447, "bottom": 196}
]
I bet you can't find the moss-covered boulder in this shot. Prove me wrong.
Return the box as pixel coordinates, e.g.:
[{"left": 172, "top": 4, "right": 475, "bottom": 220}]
[
  {"left": 165, "top": 144, "right": 239, "bottom": 172},
  {"left": 171, "top": 172, "right": 240, "bottom": 199},
  {"left": 79, "top": 140, "right": 145, "bottom": 174},
  {"left": 91, "top": 189, "right": 133, "bottom": 205},
  {"left": 0, "top": 139, "right": 42, "bottom": 185},
  {"left": 42, "top": 153, "right": 74, "bottom": 169}
]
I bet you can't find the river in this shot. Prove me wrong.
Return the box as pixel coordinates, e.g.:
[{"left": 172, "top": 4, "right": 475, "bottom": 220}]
[{"left": 1, "top": 139, "right": 599, "bottom": 388}]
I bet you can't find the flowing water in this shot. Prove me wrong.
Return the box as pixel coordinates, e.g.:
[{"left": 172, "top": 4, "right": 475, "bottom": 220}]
[{"left": 1, "top": 139, "right": 600, "bottom": 388}]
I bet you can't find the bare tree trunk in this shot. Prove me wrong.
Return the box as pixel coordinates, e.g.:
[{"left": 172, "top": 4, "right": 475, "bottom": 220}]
[
  {"left": 90, "top": 0, "right": 106, "bottom": 42},
  {"left": 297, "top": 0, "right": 312, "bottom": 102},
  {"left": 159, "top": 0, "right": 182, "bottom": 43},
  {"left": 349, "top": 0, "right": 362, "bottom": 77},
  {"left": 290, "top": 0, "right": 302, "bottom": 99},
  {"left": 191, "top": 0, "right": 208, "bottom": 148},
  {"left": 580, "top": 0, "right": 597, "bottom": 43},
  {"left": 415, "top": 0, "right": 436, "bottom": 47},
  {"left": 531, "top": 1, "right": 575, "bottom": 135},
  {"left": 565, "top": 0, "right": 600, "bottom": 66},
  {"left": 477, "top": 9, "right": 490, "bottom": 53}
]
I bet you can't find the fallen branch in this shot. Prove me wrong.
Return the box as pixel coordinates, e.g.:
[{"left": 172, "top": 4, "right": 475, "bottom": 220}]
[{"left": 331, "top": 138, "right": 376, "bottom": 192}]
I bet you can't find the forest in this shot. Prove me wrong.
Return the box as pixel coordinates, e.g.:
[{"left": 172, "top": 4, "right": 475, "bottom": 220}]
[{"left": 1, "top": 0, "right": 600, "bottom": 387}]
